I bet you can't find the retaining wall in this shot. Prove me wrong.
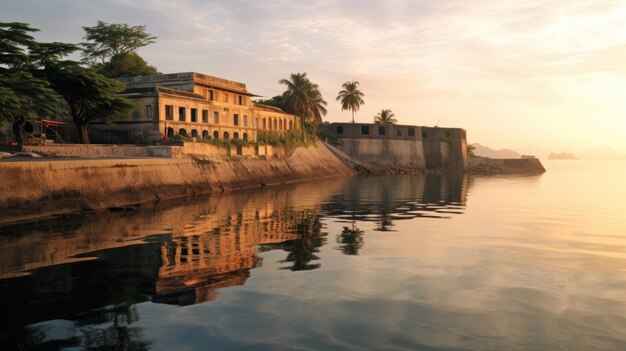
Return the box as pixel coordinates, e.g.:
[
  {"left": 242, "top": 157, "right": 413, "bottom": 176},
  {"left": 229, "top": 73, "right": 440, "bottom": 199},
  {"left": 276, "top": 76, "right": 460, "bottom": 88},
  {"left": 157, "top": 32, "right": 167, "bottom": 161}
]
[{"left": 0, "top": 143, "right": 353, "bottom": 224}]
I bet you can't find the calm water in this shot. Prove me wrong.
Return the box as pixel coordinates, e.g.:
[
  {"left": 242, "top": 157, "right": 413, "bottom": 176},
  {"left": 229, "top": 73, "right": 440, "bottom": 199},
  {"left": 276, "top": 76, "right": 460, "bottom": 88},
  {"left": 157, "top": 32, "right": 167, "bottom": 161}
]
[{"left": 2, "top": 160, "right": 626, "bottom": 350}]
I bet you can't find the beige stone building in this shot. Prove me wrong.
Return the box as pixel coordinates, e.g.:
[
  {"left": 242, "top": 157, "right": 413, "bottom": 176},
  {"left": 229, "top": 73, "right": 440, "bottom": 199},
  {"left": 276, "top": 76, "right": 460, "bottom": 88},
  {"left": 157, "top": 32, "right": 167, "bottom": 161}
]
[{"left": 89, "top": 72, "right": 300, "bottom": 144}]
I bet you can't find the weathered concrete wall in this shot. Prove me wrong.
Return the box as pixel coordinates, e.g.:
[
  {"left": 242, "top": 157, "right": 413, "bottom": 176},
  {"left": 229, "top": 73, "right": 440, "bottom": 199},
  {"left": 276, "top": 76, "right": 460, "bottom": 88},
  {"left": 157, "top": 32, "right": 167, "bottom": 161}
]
[
  {"left": 23, "top": 144, "right": 179, "bottom": 158},
  {"left": 337, "top": 138, "right": 426, "bottom": 169},
  {"left": 23, "top": 142, "right": 277, "bottom": 159},
  {"left": 0, "top": 143, "right": 353, "bottom": 224},
  {"left": 329, "top": 123, "right": 468, "bottom": 171}
]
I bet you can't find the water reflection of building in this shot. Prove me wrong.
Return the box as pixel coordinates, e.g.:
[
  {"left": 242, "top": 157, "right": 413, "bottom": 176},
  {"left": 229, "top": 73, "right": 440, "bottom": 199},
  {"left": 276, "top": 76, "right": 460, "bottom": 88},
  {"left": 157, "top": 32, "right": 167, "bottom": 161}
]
[
  {"left": 0, "top": 174, "right": 472, "bottom": 349},
  {"left": 155, "top": 203, "right": 310, "bottom": 305},
  {"left": 329, "top": 173, "right": 469, "bottom": 233}
]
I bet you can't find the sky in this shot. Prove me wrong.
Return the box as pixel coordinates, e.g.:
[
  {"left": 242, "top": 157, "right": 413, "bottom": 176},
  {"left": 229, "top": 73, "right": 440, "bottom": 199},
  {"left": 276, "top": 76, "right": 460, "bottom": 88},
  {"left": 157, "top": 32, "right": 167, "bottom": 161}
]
[{"left": 3, "top": 0, "right": 626, "bottom": 153}]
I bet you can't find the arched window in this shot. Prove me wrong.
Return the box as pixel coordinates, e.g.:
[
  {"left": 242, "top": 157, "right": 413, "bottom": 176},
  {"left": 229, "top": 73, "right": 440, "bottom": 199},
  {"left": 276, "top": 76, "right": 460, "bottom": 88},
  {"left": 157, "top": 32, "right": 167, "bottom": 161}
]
[
  {"left": 166, "top": 127, "right": 174, "bottom": 138},
  {"left": 289, "top": 120, "right": 293, "bottom": 130},
  {"left": 243, "top": 133, "right": 248, "bottom": 141},
  {"left": 233, "top": 132, "right": 239, "bottom": 140},
  {"left": 179, "top": 128, "right": 187, "bottom": 136},
  {"left": 223, "top": 132, "right": 230, "bottom": 140},
  {"left": 202, "top": 130, "right": 209, "bottom": 140},
  {"left": 274, "top": 119, "right": 277, "bottom": 130},
  {"left": 213, "top": 131, "right": 219, "bottom": 139},
  {"left": 191, "top": 129, "right": 198, "bottom": 138},
  {"left": 279, "top": 120, "right": 283, "bottom": 130}
]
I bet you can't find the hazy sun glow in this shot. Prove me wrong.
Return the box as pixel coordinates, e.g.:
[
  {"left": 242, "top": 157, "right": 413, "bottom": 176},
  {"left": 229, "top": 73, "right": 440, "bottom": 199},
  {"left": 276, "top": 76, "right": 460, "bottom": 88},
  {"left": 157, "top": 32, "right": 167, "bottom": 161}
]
[{"left": 4, "top": 0, "right": 626, "bottom": 154}]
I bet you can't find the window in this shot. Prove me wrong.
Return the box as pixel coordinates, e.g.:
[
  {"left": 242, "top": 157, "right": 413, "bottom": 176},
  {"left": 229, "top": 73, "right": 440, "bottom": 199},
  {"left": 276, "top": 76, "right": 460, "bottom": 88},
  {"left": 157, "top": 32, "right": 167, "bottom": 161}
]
[
  {"left": 213, "top": 111, "right": 219, "bottom": 124},
  {"left": 379, "top": 126, "right": 386, "bottom": 135},
  {"left": 224, "top": 93, "right": 229, "bottom": 103},
  {"left": 361, "top": 126, "right": 370, "bottom": 135},
  {"left": 132, "top": 111, "right": 141, "bottom": 120},
  {"left": 397, "top": 129, "right": 402, "bottom": 137},
  {"left": 202, "top": 110, "right": 208, "bottom": 123},
  {"left": 213, "top": 131, "right": 219, "bottom": 139},
  {"left": 243, "top": 115, "right": 248, "bottom": 127},
  {"left": 234, "top": 132, "right": 239, "bottom": 140},
  {"left": 408, "top": 128, "right": 415, "bottom": 137},
  {"left": 255, "top": 118, "right": 259, "bottom": 128},
  {"left": 165, "top": 105, "right": 174, "bottom": 120},
  {"left": 233, "top": 114, "right": 239, "bottom": 126},
  {"left": 274, "top": 119, "right": 277, "bottom": 130},
  {"left": 190, "top": 108, "right": 197, "bottom": 122},
  {"left": 422, "top": 130, "right": 428, "bottom": 138},
  {"left": 336, "top": 126, "right": 344, "bottom": 134},
  {"left": 178, "top": 107, "right": 186, "bottom": 121},
  {"left": 263, "top": 118, "right": 267, "bottom": 129},
  {"left": 145, "top": 105, "right": 153, "bottom": 119},
  {"left": 238, "top": 95, "right": 243, "bottom": 105},
  {"left": 208, "top": 90, "right": 214, "bottom": 101}
]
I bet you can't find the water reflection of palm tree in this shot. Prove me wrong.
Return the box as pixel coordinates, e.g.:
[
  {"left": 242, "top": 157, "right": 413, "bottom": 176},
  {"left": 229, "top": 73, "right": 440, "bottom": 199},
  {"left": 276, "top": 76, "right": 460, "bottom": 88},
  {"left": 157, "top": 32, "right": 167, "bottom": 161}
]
[
  {"left": 280, "top": 210, "right": 326, "bottom": 271},
  {"left": 336, "top": 222, "right": 364, "bottom": 255},
  {"left": 374, "top": 211, "right": 394, "bottom": 232},
  {"left": 80, "top": 305, "right": 151, "bottom": 351}
]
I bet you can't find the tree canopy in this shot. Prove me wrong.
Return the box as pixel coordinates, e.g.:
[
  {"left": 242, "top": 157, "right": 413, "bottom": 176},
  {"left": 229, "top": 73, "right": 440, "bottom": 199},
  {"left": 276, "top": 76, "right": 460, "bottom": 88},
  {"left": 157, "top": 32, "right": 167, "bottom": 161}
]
[
  {"left": 255, "top": 95, "right": 287, "bottom": 111},
  {"left": 0, "top": 22, "right": 61, "bottom": 146},
  {"left": 279, "top": 73, "right": 327, "bottom": 127},
  {"left": 336, "top": 81, "right": 364, "bottom": 123},
  {"left": 45, "top": 64, "right": 136, "bottom": 143},
  {"left": 374, "top": 109, "right": 397, "bottom": 124},
  {"left": 82, "top": 21, "right": 157, "bottom": 78}
]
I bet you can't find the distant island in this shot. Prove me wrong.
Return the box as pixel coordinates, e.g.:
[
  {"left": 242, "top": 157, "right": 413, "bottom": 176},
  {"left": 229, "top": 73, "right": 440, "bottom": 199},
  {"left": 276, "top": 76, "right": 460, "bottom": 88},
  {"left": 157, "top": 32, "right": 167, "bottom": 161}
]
[{"left": 548, "top": 152, "right": 578, "bottom": 160}]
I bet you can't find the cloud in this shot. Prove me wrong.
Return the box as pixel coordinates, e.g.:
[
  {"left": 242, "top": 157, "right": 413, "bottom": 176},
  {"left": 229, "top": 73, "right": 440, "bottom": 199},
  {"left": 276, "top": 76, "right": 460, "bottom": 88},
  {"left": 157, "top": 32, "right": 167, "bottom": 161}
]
[{"left": 3, "top": 0, "right": 626, "bottom": 151}]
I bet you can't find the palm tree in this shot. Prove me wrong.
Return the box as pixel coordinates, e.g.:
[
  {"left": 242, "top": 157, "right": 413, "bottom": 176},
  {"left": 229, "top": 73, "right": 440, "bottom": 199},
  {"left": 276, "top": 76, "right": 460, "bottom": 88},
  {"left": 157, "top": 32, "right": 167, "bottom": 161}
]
[
  {"left": 374, "top": 109, "right": 397, "bottom": 124},
  {"left": 336, "top": 81, "right": 365, "bottom": 123},
  {"left": 279, "top": 73, "right": 327, "bottom": 128}
]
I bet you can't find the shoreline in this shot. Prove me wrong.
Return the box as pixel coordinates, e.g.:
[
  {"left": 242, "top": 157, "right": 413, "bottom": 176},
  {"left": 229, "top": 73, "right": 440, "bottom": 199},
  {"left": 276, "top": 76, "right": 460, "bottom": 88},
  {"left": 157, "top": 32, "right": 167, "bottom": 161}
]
[
  {"left": 0, "top": 143, "right": 353, "bottom": 225},
  {"left": 0, "top": 144, "right": 546, "bottom": 226}
]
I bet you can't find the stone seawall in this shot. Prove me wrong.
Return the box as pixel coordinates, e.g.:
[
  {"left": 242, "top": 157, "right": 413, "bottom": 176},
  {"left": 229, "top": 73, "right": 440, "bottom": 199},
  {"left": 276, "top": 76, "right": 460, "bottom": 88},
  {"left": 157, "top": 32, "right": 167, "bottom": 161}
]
[
  {"left": 0, "top": 143, "right": 353, "bottom": 224},
  {"left": 469, "top": 157, "right": 546, "bottom": 174}
]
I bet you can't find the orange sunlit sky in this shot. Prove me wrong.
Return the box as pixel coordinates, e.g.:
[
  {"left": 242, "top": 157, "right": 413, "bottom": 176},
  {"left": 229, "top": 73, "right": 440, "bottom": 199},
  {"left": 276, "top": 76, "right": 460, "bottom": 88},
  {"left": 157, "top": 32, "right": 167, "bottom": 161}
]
[{"left": 4, "top": 0, "right": 626, "bottom": 154}]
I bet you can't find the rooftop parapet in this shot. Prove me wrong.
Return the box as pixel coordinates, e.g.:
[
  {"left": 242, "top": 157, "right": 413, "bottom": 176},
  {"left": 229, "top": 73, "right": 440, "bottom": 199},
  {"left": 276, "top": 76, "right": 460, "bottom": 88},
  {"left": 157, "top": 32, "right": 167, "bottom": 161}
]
[{"left": 118, "top": 72, "right": 247, "bottom": 93}]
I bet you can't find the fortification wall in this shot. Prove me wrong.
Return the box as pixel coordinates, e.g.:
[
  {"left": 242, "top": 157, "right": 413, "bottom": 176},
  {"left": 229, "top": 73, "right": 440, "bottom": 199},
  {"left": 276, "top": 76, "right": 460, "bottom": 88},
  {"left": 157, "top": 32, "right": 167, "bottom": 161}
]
[
  {"left": 328, "top": 123, "right": 468, "bottom": 171},
  {"left": 0, "top": 143, "right": 353, "bottom": 224},
  {"left": 337, "top": 138, "right": 426, "bottom": 169}
]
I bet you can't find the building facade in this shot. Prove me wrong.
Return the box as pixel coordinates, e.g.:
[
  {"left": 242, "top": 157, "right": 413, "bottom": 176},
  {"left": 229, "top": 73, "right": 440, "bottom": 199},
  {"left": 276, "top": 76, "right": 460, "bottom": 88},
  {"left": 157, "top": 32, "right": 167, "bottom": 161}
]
[
  {"left": 327, "top": 122, "right": 468, "bottom": 170},
  {"left": 89, "top": 72, "right": 300, "bottom": 144}
]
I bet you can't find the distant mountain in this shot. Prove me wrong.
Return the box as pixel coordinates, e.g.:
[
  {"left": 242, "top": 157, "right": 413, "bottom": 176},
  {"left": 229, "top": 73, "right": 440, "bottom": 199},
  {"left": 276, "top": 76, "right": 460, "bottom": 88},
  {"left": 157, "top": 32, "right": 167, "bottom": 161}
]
[
  {"left": 471, "top": 143, "right": 520, "bottom": 159},
  {"left": 579, "top": 146, "right": 626, "bottom": 160},
  {"left": 548, "top": 152, "right": 578, "bottom": 160}
]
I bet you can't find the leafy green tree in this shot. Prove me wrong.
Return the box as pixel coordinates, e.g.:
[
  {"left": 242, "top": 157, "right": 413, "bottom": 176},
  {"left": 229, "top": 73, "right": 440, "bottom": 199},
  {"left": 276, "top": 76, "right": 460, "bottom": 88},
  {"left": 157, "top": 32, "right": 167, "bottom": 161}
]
[
  {"left": 279, "top": 73, "right": 327, "bottom": 128},
  {"left": 99, "top": 52, "right": 157, "bottom": 78},
  {"left": 336, "top": 80, "right": 365, "bottom": 123},
  {"left": 0, "top": 22, "right": 62, "bottom": 147},
  {"left": 254, "top": 95, "right": 286, "bottom": 110},
  {"left": 374, "top": 109, "right": 397, "bottom": 124},
  {"left": 82, "top": 21, "right": 157, "bottom": 78},
  {"left": 44, "top": 65, "right": 136, "bottom": 143}
]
